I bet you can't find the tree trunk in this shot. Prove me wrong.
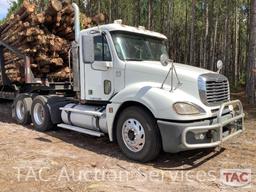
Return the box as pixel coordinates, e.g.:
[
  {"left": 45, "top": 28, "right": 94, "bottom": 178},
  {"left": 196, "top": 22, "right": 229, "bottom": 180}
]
[
  {"left": 133, "top": 0, "right": 140, "bottom": 26},
  {"left": 108, "top": 0, "right": 112, "bottom": 22},
  {"left": 167, "top": 0, "right": 173, "bottom": 58},
  {"left": 98, "top": 0, "right": 101, "bottom": 13},
  {"left": 148, "top": 0, "right": 153, "bottom": 30},
  {"left": 189, "top": 0, "right": 195, "bottom": 66},
  {"left": 223, "top": 0, "right": 229, "bottom": 76},
  {"left": 234, "top": 4, "right": 240, "bottom": 87},
  {"left": 246, "top": 0, "right": 256, "bottom": 103},
  {"left": 159, "top": 0, "right": 164, "bottom": 33},
  {"left": 184, "top": 0, "right": 188, "bottom": 64},
  {"left": 200, "top": 37, "right": 204, "bottom": 68},
  {"left": 211, "top": 17, "right": 218, "bottom": 71},
  {"left": 203, "top": 0, "right": 209, "bottom": 68}
]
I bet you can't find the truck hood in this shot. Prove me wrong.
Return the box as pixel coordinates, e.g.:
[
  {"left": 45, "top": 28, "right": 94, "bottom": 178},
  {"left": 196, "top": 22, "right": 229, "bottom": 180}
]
[
  {"left": 111, "top": 60, "right": 229, "bottom": 122},
  {"left": 125, "top": 61, "right": 214, "bottom": 88}
]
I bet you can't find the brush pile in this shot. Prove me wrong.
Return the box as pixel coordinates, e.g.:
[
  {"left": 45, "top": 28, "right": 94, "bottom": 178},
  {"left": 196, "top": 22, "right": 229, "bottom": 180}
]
[{"left": 0, "top": 0, "right": 106, "bottom": 83}]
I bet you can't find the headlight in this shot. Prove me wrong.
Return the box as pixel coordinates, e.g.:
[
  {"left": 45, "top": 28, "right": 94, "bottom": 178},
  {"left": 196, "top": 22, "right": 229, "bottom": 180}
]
[{"left": 173, "top": 102, "right": 205, "bottom": 115}]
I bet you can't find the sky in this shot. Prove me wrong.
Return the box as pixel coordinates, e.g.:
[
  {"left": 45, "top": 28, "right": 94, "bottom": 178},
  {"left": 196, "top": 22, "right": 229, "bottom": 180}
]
[{"left": 0, "top": 0, "right": 13, "bottom": 20}]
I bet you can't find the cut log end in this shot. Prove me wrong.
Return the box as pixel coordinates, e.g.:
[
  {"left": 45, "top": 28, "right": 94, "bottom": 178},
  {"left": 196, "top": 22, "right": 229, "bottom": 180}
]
[{"left": 0, "top": 0, "right": 107, "bottom": 83}]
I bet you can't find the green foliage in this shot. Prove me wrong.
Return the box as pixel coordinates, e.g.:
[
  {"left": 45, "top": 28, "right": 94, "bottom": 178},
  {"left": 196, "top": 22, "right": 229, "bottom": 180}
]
[
  {"left": 82, "top": 0, "right": 250, "bottom": 90},
  {"left": 0, "top": 0, "right": 250, "bottom": 91},
  {"left": 0, "top": 0, "right": 24, "bottom": 23}
]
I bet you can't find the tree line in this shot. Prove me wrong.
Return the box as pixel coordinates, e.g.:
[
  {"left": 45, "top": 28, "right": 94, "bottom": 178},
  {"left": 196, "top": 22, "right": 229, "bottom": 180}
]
[{"left": 2, "top": 0, "right": 256, "bottom": 103}]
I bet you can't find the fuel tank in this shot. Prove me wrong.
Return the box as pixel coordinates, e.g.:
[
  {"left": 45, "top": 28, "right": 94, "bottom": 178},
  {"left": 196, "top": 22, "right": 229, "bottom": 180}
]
[{"left": 61, "top": 103, "right": 108, "bottom": 133}]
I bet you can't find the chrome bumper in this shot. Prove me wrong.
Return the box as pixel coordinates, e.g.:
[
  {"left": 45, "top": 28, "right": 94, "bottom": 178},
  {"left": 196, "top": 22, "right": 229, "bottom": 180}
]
[{"left": 181, "top": 100, "right": 245, "bottom": 149}]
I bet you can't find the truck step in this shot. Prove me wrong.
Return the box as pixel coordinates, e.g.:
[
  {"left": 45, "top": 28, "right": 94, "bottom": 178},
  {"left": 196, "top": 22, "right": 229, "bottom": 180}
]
[
  {"left": 0, "top": 91, "right": 16, "bottom": 100},
  {"left": 60, "top": 107, "right": 103, "bottom": 117},
  {"left": 57, "top": 123, "right": 104, "bottom": 137}
]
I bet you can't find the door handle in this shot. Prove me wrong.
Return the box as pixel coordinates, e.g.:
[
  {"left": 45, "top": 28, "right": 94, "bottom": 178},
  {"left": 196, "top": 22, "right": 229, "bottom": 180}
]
[
  {"left": 91, "top": 61, "right": 113, "bottom": 71},
  {"left": 105, "top": 62, "right": 113, "bottom": 68}
]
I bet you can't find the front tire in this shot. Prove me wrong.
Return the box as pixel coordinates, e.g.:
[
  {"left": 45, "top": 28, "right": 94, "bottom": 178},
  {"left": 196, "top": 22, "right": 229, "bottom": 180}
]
[
  {"left": 13, "top": 94, "right": 32, "bottom": 125},
  {"left": 116, "top": 106, "right": 161, "bottom": 162},
  {"left": 31, "top": 96, "right": 53, "bottom": 131}
]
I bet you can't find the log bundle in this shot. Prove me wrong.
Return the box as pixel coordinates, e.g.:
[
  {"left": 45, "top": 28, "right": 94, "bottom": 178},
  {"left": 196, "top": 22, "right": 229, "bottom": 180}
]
[{"left": 0, "top": 0, "right": 106, "bottom": 83}]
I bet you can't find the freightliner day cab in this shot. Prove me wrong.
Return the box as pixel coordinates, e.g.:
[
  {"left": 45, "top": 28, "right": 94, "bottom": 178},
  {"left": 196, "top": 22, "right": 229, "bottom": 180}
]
[{"left": 0, "top": 4, "right": 244, "bottom": 162}]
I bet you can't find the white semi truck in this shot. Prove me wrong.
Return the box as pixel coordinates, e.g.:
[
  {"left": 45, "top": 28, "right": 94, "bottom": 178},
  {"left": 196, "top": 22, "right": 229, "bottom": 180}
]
[{"left": 1, "top": 4, "right": 245, "bottom": 162}]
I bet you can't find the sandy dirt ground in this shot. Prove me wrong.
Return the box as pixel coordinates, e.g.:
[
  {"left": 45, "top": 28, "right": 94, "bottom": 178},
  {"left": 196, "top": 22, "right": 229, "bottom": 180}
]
[{"left": 0, "top": 96, "right": 255, "bottom": 192}]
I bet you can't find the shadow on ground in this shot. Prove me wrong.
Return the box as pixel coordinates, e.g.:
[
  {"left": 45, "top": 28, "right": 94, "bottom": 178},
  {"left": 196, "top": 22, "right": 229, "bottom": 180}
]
[{"left": 0, "top": 99, "right": 225, "bottom": 170}]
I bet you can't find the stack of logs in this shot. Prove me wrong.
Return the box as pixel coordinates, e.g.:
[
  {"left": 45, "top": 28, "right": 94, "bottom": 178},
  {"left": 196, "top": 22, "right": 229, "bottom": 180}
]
[{"left": 0, "top": 0, "right": 106, "bottom": 83}]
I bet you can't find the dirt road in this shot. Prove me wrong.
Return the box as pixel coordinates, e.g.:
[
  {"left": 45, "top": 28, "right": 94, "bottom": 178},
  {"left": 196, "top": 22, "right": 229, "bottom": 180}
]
[{"left": 0, "top": 99, "right": 255, "bottom": 192}]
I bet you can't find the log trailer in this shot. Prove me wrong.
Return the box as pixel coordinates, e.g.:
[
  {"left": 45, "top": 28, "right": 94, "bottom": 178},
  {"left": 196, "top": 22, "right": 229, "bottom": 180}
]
[{"left": 0, "top": 4, "right": 245, "bottom": 162}]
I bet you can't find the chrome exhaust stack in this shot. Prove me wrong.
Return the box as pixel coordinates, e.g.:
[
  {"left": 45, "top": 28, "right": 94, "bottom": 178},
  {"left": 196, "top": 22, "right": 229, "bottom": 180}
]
[
  {"left": 71, "top": 3, "right": 80, "bottom": 92},
  {"left": 72, "top": 3, "right": 80, "bottom": 43}
]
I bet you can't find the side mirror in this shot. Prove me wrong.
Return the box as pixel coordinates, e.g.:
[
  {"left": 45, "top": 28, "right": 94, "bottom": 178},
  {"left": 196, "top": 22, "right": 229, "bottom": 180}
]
[
  {"left": 217, "top": 60, "right": 223, "bottom": 73},
  {"left": 82, "top": 35, "right": 94, "bottom": 63},
  {"left": 160, "top": 54, "right": 169, "bottom": 66}
]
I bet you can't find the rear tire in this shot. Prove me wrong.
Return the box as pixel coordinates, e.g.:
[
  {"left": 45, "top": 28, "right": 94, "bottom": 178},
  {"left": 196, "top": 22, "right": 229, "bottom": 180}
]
[
  {"left": 13, "top": 94, "right": 32, "bottom": 125},
  {"left": 31, "top": 96, "right": 53, "bottom": 131},
  {"left": 116, "top": 106, "right": 161, "bottom": 162}
]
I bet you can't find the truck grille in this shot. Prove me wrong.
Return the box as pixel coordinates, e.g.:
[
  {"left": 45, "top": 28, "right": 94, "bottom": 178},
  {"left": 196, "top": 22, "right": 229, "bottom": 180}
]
[{"left": 198, "top": 73, "right": 230, "bottom": 106}]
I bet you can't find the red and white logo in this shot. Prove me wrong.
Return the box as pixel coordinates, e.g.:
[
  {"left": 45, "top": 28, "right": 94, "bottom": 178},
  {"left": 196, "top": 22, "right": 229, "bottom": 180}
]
[{"left": 220, "top": 169, "right": 251, "bottom": 188}]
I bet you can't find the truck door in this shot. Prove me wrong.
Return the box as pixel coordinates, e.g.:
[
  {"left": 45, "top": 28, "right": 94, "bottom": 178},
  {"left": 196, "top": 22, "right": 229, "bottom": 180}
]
[{"left": 84, "top": 34, "right": 114, "bottom": 101}]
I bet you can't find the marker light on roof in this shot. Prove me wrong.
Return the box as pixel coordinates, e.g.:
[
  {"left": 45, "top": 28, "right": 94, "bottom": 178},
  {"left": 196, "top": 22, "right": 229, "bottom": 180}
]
[
  {"left": 138, "top": 26, "right": 145, "bottom": 30},
  {"left": 114, "top": 19, "right": 122, "bottom": 24}
]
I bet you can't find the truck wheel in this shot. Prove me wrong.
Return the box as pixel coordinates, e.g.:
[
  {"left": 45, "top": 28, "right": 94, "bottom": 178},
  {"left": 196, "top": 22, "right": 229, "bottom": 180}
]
[
  {"left": 116, "top": 106, "right": 161, "bottom": 162},
  {"left": 31, "top": 96, "right": 53, "bottom": 131},
  {"left": 13, "top": 94, "right": 32, "bottom": 125}
]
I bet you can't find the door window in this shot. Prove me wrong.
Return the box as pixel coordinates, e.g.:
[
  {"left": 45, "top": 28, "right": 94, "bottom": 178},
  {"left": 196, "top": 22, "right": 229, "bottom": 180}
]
[{"left": 94, "top": 35, "right": 112, "bottom": 61}]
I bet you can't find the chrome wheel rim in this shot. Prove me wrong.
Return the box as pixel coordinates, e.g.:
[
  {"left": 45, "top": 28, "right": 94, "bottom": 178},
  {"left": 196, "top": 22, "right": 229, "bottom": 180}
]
[
  {"left": 122, "top": 118, "right": 145, "bottom": 152},
  {"left": 33, "top": 103, "right": 45, "bottom": 126},
  {"left": 16, "top": 100, "right": 25, "bottom": 120}
]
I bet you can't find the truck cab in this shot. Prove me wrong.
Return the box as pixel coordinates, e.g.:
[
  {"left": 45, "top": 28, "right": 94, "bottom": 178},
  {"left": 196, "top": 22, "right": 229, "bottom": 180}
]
[{"left": 12, "top": 4, "right": 245, "bottom": 162}]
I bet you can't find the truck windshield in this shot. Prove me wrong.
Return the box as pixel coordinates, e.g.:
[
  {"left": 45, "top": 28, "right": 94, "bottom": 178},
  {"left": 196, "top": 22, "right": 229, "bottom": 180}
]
[{"left": 111, "top": 31, "right": 168, "bottom": 61}]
